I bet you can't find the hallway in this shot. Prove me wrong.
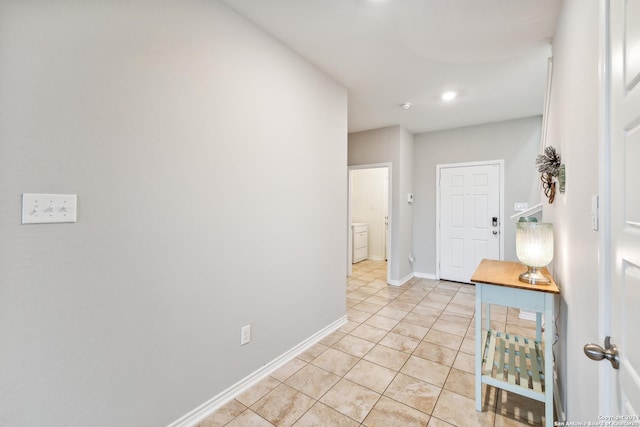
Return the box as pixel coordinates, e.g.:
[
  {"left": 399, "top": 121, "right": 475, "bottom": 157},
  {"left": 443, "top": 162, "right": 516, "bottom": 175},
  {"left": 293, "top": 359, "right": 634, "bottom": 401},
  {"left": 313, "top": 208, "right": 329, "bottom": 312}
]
[{"left": 198, "top": 260, "right": 545, "bottom": 426}]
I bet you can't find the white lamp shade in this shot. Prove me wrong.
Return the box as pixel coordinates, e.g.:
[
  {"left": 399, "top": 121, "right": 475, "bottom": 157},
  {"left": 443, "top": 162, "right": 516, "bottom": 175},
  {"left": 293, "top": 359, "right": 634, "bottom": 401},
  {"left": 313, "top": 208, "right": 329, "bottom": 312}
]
[{"left": 516, "top": 222, "right": 554, "bottom": 268}]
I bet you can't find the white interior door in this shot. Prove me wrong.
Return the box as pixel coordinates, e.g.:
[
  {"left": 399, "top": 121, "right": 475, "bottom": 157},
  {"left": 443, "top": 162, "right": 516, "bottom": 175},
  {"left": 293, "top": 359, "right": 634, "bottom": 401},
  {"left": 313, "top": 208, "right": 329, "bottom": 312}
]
[
  {"left": 438, "top": 163, "right": 501, "bottom": 283},
  {"left": 608, "top": 0, "right": 640, "bottom": 415}
]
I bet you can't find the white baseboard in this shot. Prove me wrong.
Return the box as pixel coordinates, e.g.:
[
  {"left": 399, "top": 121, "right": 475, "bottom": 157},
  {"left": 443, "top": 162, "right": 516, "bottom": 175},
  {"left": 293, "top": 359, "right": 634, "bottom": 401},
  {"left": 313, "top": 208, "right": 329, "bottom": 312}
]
[
  {"left": 388, "top": 272, "right": 414, "bottom": 286},
  {"left": 413, "top": 272, "right": 437, "bottom": 280},
  {"left": 168, "top": 315, "right": 348, "bottom": 427},
  {"left": 366, "top": 255, "right": 385, "bottom": 261}
]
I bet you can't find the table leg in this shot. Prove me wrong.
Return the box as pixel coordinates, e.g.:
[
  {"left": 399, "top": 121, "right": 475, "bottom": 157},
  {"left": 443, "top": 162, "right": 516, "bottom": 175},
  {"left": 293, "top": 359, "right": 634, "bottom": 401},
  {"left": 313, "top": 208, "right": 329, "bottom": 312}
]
[
  {"left": 485, "top": 302, "right": 491, "bottom": 331},
  {"left": 544, "top": 294, "right": 554, "bottom": 426},
  {"left": 475, "top": 283, "right": 483, "bottom": 411}
]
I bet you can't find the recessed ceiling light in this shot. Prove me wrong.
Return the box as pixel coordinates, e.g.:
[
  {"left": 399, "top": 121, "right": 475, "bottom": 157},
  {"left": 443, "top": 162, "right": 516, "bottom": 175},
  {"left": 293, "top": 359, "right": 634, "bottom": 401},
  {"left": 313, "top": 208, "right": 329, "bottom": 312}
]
[
  {"left": 401, "top": 102, "right": 412, "bottom": 110},
  {"left": 441, "top": 91, "right": 457, "bottom": 101}
]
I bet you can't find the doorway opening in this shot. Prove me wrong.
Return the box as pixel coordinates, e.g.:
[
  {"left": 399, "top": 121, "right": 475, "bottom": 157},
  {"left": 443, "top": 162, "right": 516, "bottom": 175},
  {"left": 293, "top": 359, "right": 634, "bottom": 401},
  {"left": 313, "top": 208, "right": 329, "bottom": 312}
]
[{"left": 348, "top": 164, "right": 391, "bottom": 284}]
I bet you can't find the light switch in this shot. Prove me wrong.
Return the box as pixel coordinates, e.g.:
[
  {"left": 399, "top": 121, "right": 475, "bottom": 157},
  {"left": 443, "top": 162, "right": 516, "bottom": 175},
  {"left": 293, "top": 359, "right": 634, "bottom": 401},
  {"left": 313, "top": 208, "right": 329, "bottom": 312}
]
[
  {"left": 22, "top": 193, "right": 77, "bottom": 224},
  {"left": 514, "top": 202, "right": 529, "bottom": 212}
]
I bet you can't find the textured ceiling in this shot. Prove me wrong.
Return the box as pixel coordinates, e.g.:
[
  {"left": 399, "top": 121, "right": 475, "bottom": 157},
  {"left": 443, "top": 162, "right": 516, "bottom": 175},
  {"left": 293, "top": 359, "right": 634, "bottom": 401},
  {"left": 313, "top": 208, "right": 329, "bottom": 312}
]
[{"left": 221, "top": 0, "right": 562, "bottom": 134}]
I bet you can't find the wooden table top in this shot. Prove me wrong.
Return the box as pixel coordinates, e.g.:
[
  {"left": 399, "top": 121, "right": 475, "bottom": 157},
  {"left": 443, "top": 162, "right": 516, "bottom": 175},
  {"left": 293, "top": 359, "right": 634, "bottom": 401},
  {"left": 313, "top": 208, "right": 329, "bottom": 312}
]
[{"left": 470, "top": 259, "right": 560, "bottom": 294}]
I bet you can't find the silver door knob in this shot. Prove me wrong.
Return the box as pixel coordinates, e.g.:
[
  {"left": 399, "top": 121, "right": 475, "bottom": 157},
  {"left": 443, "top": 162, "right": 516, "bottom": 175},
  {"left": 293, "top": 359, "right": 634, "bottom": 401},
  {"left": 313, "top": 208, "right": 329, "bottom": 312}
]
[{"left": 583, "top": 336, "right": 619, "bottom": 369}]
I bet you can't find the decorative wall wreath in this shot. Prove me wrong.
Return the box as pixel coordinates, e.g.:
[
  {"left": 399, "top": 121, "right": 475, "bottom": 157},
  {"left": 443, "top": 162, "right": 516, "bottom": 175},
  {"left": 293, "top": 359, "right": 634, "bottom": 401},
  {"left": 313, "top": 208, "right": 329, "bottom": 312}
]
[{"left": 536, "top": 146, "right": 561, "bottom": 203}]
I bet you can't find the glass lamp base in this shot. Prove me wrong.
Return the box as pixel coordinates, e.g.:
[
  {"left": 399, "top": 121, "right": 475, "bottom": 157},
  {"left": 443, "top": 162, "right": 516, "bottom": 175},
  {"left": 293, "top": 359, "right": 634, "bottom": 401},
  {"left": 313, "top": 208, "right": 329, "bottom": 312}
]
[{"left": 518, "top": 266, "right": 551, "bottom": 285}]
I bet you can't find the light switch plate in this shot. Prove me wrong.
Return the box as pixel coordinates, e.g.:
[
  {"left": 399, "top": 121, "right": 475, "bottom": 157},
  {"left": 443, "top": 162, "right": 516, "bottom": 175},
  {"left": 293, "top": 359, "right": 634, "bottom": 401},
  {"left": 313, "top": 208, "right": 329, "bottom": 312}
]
[
  {"left": 22, "top": 193, "right": 77, "bottom": 224},
  {"left": 514, "top": 202, "right": 529, "bottom": 212}
]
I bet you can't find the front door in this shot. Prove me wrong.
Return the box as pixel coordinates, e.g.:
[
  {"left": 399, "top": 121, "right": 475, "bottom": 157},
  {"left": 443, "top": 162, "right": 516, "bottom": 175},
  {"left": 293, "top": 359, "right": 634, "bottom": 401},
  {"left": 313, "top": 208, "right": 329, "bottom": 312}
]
[
  {"left": 438, "top": 162, "right": 501, "bottom": 283},
  {"left": 608, "top": 0, "right": 640, "bottom": 415}
]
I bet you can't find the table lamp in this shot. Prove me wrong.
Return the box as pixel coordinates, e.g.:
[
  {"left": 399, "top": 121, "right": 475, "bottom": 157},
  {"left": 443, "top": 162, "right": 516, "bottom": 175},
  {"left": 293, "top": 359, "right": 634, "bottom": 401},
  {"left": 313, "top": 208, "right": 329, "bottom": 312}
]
[{"left": 516, "top": 218, "right": 554, "bottom": 284}]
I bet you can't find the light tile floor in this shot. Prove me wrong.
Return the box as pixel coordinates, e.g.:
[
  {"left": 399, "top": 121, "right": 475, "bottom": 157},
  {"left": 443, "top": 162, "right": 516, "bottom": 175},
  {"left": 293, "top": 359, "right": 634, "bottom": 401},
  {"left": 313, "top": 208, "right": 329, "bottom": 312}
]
[{"left": 198, "top": 259, "right": 546, "bottom": 427}]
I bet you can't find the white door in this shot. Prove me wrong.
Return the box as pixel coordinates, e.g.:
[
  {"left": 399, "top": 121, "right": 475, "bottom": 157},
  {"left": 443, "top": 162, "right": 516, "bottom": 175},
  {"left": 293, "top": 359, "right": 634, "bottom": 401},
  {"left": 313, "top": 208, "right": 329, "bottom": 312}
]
[
  {"left": 438, "top": 163, "right": 501, "bottom": 283},
  {"left": 608, "top": 0, "right": 640, "bottom": 415}
]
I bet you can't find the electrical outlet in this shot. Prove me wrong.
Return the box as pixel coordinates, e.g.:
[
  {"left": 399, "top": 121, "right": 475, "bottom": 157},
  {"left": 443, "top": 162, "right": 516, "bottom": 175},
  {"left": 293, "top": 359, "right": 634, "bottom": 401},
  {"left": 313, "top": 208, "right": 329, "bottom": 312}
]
[{"left": 241, "top": 325, "right": 251, "bottom": 345}]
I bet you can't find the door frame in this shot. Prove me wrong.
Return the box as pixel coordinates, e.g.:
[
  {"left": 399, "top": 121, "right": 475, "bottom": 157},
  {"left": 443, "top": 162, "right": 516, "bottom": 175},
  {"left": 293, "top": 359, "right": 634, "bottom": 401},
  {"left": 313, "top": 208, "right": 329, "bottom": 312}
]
[
  {"left": 348, "top": 163, "right": 392, "bottom": 285},
  {"left": 435, "top": 160, "right": 505, "bottom": 280},
  {"left": 597, "top": 0, "right": 612, "bottom": 415}
]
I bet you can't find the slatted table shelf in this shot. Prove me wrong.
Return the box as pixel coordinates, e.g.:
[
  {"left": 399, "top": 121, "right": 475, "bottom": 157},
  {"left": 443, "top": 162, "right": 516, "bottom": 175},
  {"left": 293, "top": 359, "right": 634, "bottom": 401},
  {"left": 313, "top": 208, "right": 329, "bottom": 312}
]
[
  {"left": 471, "top": 259, "right": 560, "bottom": 427},
  {"left": 481, "top": 329, "right": 546, "bottom": 400}
]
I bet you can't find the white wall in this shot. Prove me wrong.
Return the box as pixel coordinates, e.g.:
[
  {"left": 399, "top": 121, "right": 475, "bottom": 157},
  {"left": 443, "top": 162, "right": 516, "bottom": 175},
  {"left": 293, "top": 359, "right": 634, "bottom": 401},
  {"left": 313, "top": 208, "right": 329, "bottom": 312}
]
[
  {"left": 348, "top": 126, "right": 414, "bottom": 284},
  {"left": 543, "top": 0, "right": 601, "bottom": 419},
  {"left": 399, "top": 127, "right": 415, "bottom": 279},
  {"left": 412, "top": 117, "right": 542, "bottom": 276},
  {"left": 0, "top": 2, "right": 347, "bottom": 426},
  {"left": 352, "top": 168, "right": 388, "bottom": 260}
]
